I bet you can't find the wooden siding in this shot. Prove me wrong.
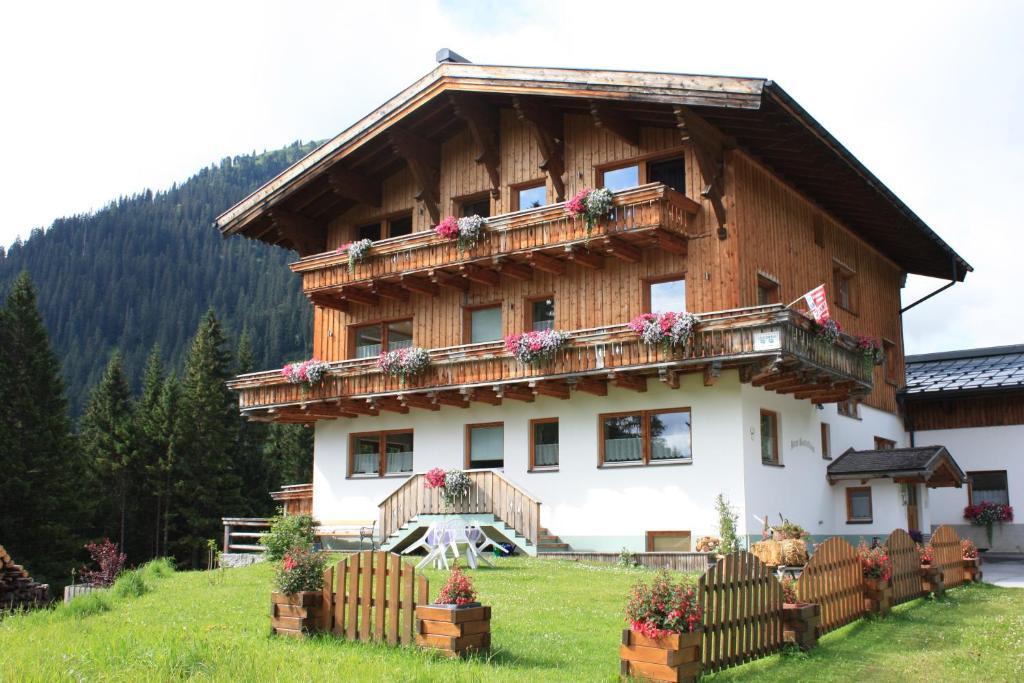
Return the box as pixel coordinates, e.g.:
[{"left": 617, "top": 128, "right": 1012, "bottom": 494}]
[
  {"left": 906, "top": 392, "right": 1024, "bottom": 430},
  {"left": 731, "top": 151, "right": 904, "bottom": 413}
]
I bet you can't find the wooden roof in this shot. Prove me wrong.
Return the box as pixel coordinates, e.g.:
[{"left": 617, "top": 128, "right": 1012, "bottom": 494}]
[{"left": 215, "top": 61, "right": 970, "bottom": 281}]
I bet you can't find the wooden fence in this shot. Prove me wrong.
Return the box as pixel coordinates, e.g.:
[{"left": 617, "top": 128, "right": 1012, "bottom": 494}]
[
  {"left": 930, "top": 525, "right": 965, "bottom": 588},
  {"left": 321, "top": 550, "right": 429, "bottom": 646},
  {"left": 887, "top": 529, "right": 923, "bottom": 605},
  {"left": 796, "top": 537, "right": 864, "bottom": 634},
  {"left": 699, "top": 551, "right": 785, "bottom": 673}
]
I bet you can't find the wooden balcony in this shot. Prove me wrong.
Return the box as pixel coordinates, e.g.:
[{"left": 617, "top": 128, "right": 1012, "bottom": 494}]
[
  {"left": 229, "top": 306, "right": 874, "bottom": 423},
  {"left": 290, "top": 183, "right": 700, "bottom": 309}
]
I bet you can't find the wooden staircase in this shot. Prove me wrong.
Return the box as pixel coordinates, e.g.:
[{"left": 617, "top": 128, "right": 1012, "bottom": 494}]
[{"left": 537, "top": 527, "right": 570, "bottom": 553}]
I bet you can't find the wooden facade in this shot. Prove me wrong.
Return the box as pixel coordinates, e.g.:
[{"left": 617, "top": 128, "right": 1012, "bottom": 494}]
[{"left": 904, "top": 392, "right": 1024, "bottom": 431}]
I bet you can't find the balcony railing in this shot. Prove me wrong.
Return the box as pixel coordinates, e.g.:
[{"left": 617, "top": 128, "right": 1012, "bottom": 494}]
[
  {"left": 230, "top": 306, "right": 873, "bottom": 421},
  {"left": 290, "top": 183, "right": 700, "bottom": 308}
]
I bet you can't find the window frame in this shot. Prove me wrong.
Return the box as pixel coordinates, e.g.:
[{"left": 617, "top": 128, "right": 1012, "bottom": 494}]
[
  {"left": 347, "top": 429, "right": 414, "bottom": 478},
  {"left": 525, "top": 294, "right": 556, "bottom": 332},
  {"left": 874, "top": 436, "right": 896, "bottom": 450},
  {"left": 645, "top": 530, "right": 692, "bottom": 552},
  {"left": 846, "top": 486, "right": 873, "bottom": 524},
  {"left": 883, "top": 338, "right": 899, "bottom": 386},
  {"left": 594, "top": 148, "right": 688, "bottom": 193},
  {"left": 454, "top": 191, "right": 491, "bottom": 219},
  {"left": 967, "top": 470, "right": 1010, "bottom": 507},
  {"left": 832, "top": 259, "right": 858, "bottom": 314},
  {"left": 463, "top": 302, "right": 503, "bottom": 344},
  {"left": 820, "top": 422, "right": 831, "bottom": 460},
  {"left": 511, "top": 179, "right": 548, "bottom": 212},
  {"left": 598, "top": 407, "right": 693, "bottom": 468},
  {"left": 598, "top": 162, "right": 641, "bottom": 192},
  {"left": 349, "top": 317, "right": 413, "bottom": 359},
  {"left": 643, "top": 274, "right": 688, "bottom": 313},
  {"left": 760, "top": 409, "right": 781, "bottom": 466},
  {"left": 837, "top": 399, "right": 861, "bottom": 420},
  {"left": 528, "top": 417, "right": 560, "bottom": 472},
  {"left": 352, "top": 209, "right": 414, "bottom": 242},
  {"left": 464, "top": 421, "right": 505, "bottom": 470},
  {"left": 756, "top": 273, "right": 781, "bottom": 306}
]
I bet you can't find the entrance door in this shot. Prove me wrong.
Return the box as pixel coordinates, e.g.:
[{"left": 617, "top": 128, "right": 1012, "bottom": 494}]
[{"left": 906, "top": 484, "right": 920, "bottom": 532}]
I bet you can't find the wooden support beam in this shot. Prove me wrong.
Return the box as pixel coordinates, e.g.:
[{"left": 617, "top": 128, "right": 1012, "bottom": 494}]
[
  {"left": 430, "top": 269, "right": 470, "bottom": 291},
  {"left": 573, "top": 377, "right": 608, "bottom": 396},
  {"left": 459, "top": 263, "right": 500, "bottom": 286},
  {"left": 389, "top": 127, "right": 441, "bottom": 224},
  {"left": 703, "top": 361, "right": 722, "bottom": 387},
  {"left": 602, "top": 237, "right": 641, "bottom": 263},
  {"left": 674, "top": 105, "right": 731, "bottom": 232},
  {"left": 612, "top": 372, "right": 648, "bottom": 393},
  {"left": 309, "top": 291, "right": 349, "bottom": 313},
  {"left": 327, "top": 167, "right": 382, "bottom": 208},
  {"left": 400, "top": 274, "right": 439, "bottom": 297},
  {"left": 370, "top": 397, "right": 411, "bottom": 414},
  {"left": 430, "top": 391, "right": 469, "bottom": 409},
  {"left": 496, "top": 384, "right": 535, "bottom": 402},
  {"left": 461, "top": 387, "right": 501, "bottom": 405},
  {"left": 524, "top": 251, "right": 566, "bottom": 275},
  {"left": 762, "top": 374, "right": 813, "bottom": 392},
  {"left": 656, "top": 230, "right": 689, "bottom": 255},
  {"left": 530, "top": 380, "right": 570, "bottom": 400},
  {"left": 268, "top": 208, "right": 327, "bottom": 257},
  {"left": 792, "top": 381, "right": 856, "bottom": 400},
  {"left": 588, "top": 100, "right": 639, "bottom": 147},
  {"left": 512, "top": 95, "right": 565, "bottom": 201},
  {"left": 339, "top": 287, "right": 380, "bottom": 307},
  {"left": 751, "top": 369, "right": 798, "bottom": 388},
  {"left": 564, "top": 245, "right": 604, "bottom": 269},
  {"left": 336, "top": 400, "right": 379, "bottom": 416},
  {"left": 449, "top": 92, "right": 501, "bottom": 197},
  {"left": 494, "top": 258, "right": 532, "bottom": 282},
  {"left": 659, "top": 368, "right": 681, "bottom": 390},
  {"left": 370, "top": 280, "right": 409, "bottom": 302}
]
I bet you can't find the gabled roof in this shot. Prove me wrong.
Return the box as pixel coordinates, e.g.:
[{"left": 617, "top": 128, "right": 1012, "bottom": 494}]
[
  {"left": 903, "top": 345, "right": 1024, "bottom": 397},
  {"left": 827, "top": 445, "right": 965, "bottom": 487},
  {"left": 215, "top": 60, "right": 971, "bottom": 281}
]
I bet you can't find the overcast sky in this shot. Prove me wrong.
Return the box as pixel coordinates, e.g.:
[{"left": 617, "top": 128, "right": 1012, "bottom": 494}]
[{"left": 2, "top": 1, "right": 1021, "bottom": 354}]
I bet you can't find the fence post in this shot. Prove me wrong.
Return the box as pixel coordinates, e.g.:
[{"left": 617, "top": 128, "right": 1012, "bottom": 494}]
[{"left": 223, "top": 521, "right": 231, "bottom": 553}]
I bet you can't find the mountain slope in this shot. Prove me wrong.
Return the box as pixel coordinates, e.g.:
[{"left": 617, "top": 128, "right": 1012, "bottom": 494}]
[{"left": 0, "top": 142, "right": 316, "bottom": 413}]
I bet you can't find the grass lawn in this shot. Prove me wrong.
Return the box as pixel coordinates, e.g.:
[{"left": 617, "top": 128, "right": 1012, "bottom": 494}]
[{"left": 0, "top": 556, "right": 1021, "bottom": 682}]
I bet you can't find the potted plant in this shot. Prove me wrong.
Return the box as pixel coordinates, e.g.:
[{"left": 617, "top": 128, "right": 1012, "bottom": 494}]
[
  {"left": 415, "top": 564, "right": 490, "bottom": 657},
  {"left": 780, "top": 576, "right": 820, "bottom": 651},
  {"left": 270, "top": 547, "right": 327, "bottom": 637},
  {"left": 858, "top": 541, "right": 893, "bottom": 616},
  {"left": 963, "top": 501, "right": 1014, "bottom": 546},
  {"left": 336, "top": 238, "right": 373, "bottom": 272},
  {"left": 424, "top": 467, "right": 472, "bottom": 510},
  {"left": 620, "top": 570, "right": 703, "bottom": 682},
  {"left": 962, "top": 539, "right": 983, "bottom": 582},
  {"left": 434, "top": 214, "right": 486, "bottom": 253},
  {"left": 504, "top": 329, "right": 570, "bottom": 365},
  {"left": 281, "top": 359, "right": 329, "bottom": 387},
  {"left": 565, "top": 186, "right": 614, "bottom": 239},
  {"left": 376, "top": 347, "right": 431, "bottom": 384},
  {"left": 628, "top": 311, "right": 698, "bottom": 352},
  {"left": 917, "top": 542, "right": 944, "bottom": 596}
]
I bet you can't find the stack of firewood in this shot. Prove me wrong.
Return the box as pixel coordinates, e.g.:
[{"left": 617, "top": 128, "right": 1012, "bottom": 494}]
[{"left": 0, "top": 545, "right": 52, "bottom": 611}]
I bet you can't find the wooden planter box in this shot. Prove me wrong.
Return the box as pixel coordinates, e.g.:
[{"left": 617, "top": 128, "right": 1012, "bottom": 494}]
[
  {"left": 415, "top": 604, "right": 491, "bottom": 658},
  {"left": 619, "top": 627, "right": 703, "bottom": 682},
  {"left": 920, "top": 565, "right": 945, "bottom": 596},
  {"left": 782, "top": 602, "right": 820, "bottom": 650},
  {"left": 271, "top": 591, "right": 324, "bottom": 638},
  {"left": 863, "top": 577, "right": 893, "bottom": 616},
  {"left": 963, "top": 557, "right": 983, "bottom": 582}
]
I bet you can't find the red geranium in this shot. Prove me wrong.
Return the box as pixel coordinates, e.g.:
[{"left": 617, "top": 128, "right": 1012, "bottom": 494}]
[
  {"left": 857, "top": 541, "right": 892, "bottom": 581},
  {"left": 424, "top": 467, "right": 446, "bottom": 489},
  {"left": 625, "top": 570, "right": 702, "bottom": 639},
  {"left": 436, "top": 564, "right": 477, "bottom": 606}
]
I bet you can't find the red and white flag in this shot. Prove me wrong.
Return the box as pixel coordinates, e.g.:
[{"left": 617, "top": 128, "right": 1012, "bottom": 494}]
[{"left": 802, "top": 284, "right": 830, "bottom": 323}]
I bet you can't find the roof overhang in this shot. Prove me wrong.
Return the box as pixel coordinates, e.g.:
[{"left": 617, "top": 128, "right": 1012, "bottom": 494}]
[{"left": 827, "top": 445, "right": 966, "bottom": 488}]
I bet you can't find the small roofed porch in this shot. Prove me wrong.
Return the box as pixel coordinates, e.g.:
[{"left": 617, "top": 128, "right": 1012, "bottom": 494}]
[{"left": 827, "top": 446, "right": 967, "bottom": 489}]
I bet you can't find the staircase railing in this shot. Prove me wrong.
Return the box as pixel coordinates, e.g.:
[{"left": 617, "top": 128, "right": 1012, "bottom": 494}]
[{"left": 379, "top": 470, "right": 541, "bottom": 548}]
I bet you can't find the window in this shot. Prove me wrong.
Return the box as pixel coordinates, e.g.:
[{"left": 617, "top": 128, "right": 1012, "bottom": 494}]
[
  {"left": 458, "top": 194, "right": 490, "bottom": 218},
  {"left": 760, "top": 410, "right": 780, "bottom": 465},
  {"left": 602, "top": 164, "right": 640, "bottom": 192},
  {"left": 466, "top": 305, "right": 502, "bottom": 343},
  {"left": 820, "top": 423, "right": 831, "bottom": 460},
  {"left": 355, "top": 212, "right": 413, "bottom": 241},
  {"left": 349, "top": 430, "right": 414, "bottom": 477},
  {"left": 466, "top": 423, "right": 504, "bottom": 469},
  {"left": 357, "top": 221, "right": 381, "bottom": 241},
  {"left": 968, "top": 471, "right": 1009, "bottom": 506},
  {"left": 515, "top": 182, "right": 547, "bottom": 211},
  {"left": 646, "top": 531, "right": 692, "bottom": 552},
  {"left": 874, "top": 436, "right": 896, "bottom": 450},
  {"left": 846, "top": 487, "right": 873, "bottom": 523},
  {"left": 883, "top": 339, "right": 899, "bottom": 385},
  {"left": 528, "top": 297, "right": 555, "bottom": 331},
  {"left": 647, "top": 157, "right": 685, "bottom": 193},
  {"left": 352, "top": 319, "right": 413, "bottom": 359},
  {"left": 387, "top": 214, "right": 413, "bottom": 238},
  {"left": 530, "top": 418, "right": 559, "bottom": 470},
  {"left": 599, "top": 408, "right": 692, "bottom": 466},
  {"left": 757, "top": 275, "right": 781, "bottom": 306},
  {"left": 647, "top": 277, "right": 686, "bottom": 313},
  {"left": 837, "top": 399, "right": 861, "bottom": 419},
  {"left": 833, "top": 262, "right": 856, "bottom": 312}
]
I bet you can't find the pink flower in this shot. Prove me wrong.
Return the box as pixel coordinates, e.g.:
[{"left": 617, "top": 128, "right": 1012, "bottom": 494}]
[
  {"left": 335, "top": 241, "right": 352, "bottom": 254},
  {"left": 565, "top": 188, "right": 589, "bottom": 217},
  {"left": 434, "top": 216, "right": 459, "bottom": 239}
]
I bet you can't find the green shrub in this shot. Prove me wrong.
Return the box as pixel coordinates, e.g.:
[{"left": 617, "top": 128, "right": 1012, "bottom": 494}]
[
  {"left": 716, "top": 493, "right": 739, "bottom": 554},
  {"left": 140, "top": 557, "right": 176, "bottom": 581},
  {"left": 112, "top": 569, "right": 149, "bottom": 599},
  {"left": 260, "top": 513, "right": 317, "bottom": 560},
  {"left": 64, "top": 590, "right": 112, "bottom": 618},
  {"left": 273, "top": 547, "right": 326, "bottom": 594}
]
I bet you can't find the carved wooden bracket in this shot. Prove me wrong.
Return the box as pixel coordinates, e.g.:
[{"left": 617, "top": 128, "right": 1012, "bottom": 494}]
[
  {"left": 512, "top": 95, "right": 566, "bottom": 201},
  {"left": 268, "top": 208, "right": 326, "bottom": 256},
  {"left": 673, "top": 105, "right": 733, "bottom": 233},
  {"left": 389, "top": 127, "right": 441, "bottom": 224},
  {"left": 449, "top": 92, "right": 501, "bottom": 197},
  {"left": 327, "top": 167, "right": 382, "bottom": 208},
  {"left": 589, "top": 100, "right": 639, "bottom": 147}
]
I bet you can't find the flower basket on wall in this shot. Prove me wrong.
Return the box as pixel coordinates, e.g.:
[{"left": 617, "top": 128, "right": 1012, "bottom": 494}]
[
  {"left": 504, "top": 329, "right": 570, "bottom": 365},
  {"left": 628, "top": 312, "right": 697, "bottom": 352}
]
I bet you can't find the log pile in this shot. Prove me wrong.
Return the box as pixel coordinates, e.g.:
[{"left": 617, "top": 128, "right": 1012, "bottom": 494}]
[{"left": 0, "top": 545, "right": 52, "bottom": 611}]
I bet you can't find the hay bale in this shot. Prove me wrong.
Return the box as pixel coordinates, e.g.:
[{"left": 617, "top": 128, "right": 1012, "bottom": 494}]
[
  {"left": 780, "top": 539, "right": 808, "bottom": 566},
  {"left": 751, "top": 540, "right": 783, "bottom": 567}
]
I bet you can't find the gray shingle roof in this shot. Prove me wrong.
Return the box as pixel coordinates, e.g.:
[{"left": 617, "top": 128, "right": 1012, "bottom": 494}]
[
  {"left": 903, "top": 344, "right": 1024, "bottom": 396},
  {"left": 827, "top": 446, "right": 965, "bottom": 485}
]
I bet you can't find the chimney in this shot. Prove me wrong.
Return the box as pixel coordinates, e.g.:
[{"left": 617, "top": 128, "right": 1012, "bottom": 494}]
[{"left": 436, "top": 48, "right": 471, "bottom": 64}]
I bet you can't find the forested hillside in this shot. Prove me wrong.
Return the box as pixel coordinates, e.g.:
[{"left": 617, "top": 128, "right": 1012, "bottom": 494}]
[{"left": 0, "top": 142, "right": 317, "bottom": 413}]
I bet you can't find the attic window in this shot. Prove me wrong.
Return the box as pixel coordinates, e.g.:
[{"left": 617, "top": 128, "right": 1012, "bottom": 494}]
[{"left": 833, "top": 261, "right": 856, "bottom": 313}]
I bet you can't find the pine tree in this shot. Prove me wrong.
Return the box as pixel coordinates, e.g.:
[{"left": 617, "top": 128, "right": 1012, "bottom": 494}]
[
  {"left": 174, "top": 309, "right": 243, "bottom": 566},
  {"left": 235, "top": 330, "right": 270, "bottom": 515},
  {"left": 134, "top": 345, "right": 166, "bottom": 558},
  {"left": 80, "top": 351, "right": 136, "bottom": 553},
  {"left": 156, "top": 374, "right": 183, "bottom": 558},
  {"left": 0, "top": 272, "right": 83, "bottom": 585},
  {"left": 264, "top": 424, "right": 314, "bottom": 488}
]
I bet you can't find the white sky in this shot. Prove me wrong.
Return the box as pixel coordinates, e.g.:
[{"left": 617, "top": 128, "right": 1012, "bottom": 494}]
[{"left": 1, "top": 0, "right": 1021, "bottom": 354}]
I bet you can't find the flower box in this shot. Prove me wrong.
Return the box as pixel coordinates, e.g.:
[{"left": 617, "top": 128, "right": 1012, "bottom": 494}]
[
  {"left": 270, "top": 591, "right": 324, "bottom": 638},
  {"left": 782, "top": 602, "right": 820, "bottom": 651},
  {"left": 920, "top": 565, "right": 945, "bottom": 596},
  {"left": 415, "top": 604, "right": 491, "bottom": 658},
  {"left": 619, "top": 627, "right": 703, "bottom": 683},
  {"left": 963, "top": 557, "right": 983, "bottom": 582},
  {"left": 863, "top": 577, "right": 893, "bottom": 616}
]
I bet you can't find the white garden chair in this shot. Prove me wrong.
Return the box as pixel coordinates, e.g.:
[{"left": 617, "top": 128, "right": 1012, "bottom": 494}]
[
  {"left": 447, "top": 521, "right": 492, "bottom": 569},
  {"left": 411, "top": 523, "right": 452, "bottom": 571},
  {"left": 472, "top": 524, "right": 510, "bottom": 556}
]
